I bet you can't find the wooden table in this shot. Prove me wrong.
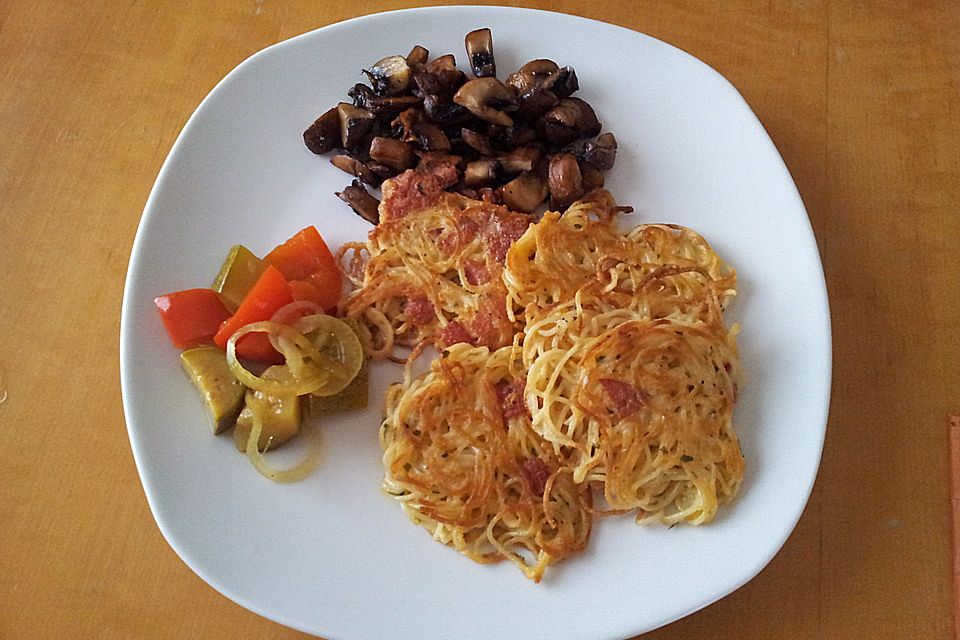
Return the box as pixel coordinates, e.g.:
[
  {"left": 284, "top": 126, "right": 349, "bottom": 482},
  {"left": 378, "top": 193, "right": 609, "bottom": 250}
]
[{"left": 2, "top": 1, "right": 957, "bottom": 638}]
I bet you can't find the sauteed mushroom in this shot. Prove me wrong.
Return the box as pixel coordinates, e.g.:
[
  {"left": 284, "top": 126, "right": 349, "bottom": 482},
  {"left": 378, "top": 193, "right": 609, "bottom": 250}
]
[
  {"left": 500, "top": 171, "right": 548, "bottom": 213},
  {"left": 464, "top": 159, "right": 499, "bottom": 187},
  {"left": 506, "top": 59, "right": 559, "bottom": 93},
  {"left": 336, "top": 180, "right": 381, "bottom": 224},
  {"left": 363, "top": 55, "right": 412, "bottom": 95},
  {"left": 303, "top": 108, "right": 340, "bottom": 154},
  {"left": 336, "top": 103, "right": 376, "bottom": 149},
  {"left": 453, "top": 78, "right": 516, "bottom": 127},
  {"left": 370, "top": 137, "right": 416, "bottom": 170},
  {"left": 548, "top": 152, "right": 584, "bottom": 208},
  {"left": 406, "top": 45, "right": 429, "bottom": 66},
  {"left": 464, "top": 28, "right": 496, "bottom": 78},
  {"left": 305, "top": 29, "right": 618, "bottom": 220}
]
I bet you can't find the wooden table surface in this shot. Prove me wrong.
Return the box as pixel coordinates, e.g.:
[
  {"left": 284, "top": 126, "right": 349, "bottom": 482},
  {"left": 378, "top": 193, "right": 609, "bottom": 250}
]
[{"left": 2, "top": 1, "right": 957, "bottom": 638}]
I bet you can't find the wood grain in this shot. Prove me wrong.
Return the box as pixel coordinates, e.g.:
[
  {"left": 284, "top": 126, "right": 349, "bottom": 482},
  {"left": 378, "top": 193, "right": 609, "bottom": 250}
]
[{"left": 1, "top": 1, "right": 957, "bottom": 638}]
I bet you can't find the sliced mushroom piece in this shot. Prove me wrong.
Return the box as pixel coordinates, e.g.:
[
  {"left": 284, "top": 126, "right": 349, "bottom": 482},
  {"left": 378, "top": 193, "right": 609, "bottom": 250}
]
[
  {"left": 411, "top": 122, "right": 451, "bottom": 151},
  {"left": 580, "top": 163, "right": 605, "bottom": 190},
  {"left": 463, "top": 159, "right": 499, "bottom": 187},
  {"left": 369, "top": 137, "right": 416, "bottom": 170},
  {"left": 336, "top": 180, "right": 381, "bottom": 224},
  {"left": 504, "top": 123, "right": 538, "bottom": 147},
  {"left": 578, "top": 132, "right": 618, "bottom": 170},
  {"left": 362, "top": 55, "right": 412, "bottom": 96},
  {"left": 366, "top": 95, "right": 423, "bottom": 116},
  {"left": 348, "top": 83, "right": 376, "bottom": 110},
  {"left": 499, "top": 171, "right": 548, "bottom": 213},
  {"left": 413, "top": 67, "right": 467, "bottom": 98},
  {"left": 453, "top": 77, "right": 516, "bottom": 127},
  {"left": 330, "top": 155, "right": 380, "bottom": 186},
  {"left": 460, "top": 128, "right": 495, "bottom": 155},
  {"left": 499, "top": 145, "right": 540, "bottom": 174},
  {"left": 548, "top": 153, "right": 584, "bottom": 209},
  {"left": 303, "top": 107, "right": 340, "bottom": 154},
  {"left": 422, "top": 95, "right": 472, "bottom": 126},
  {"left": 543, "top": 66, "right": 579, "bottom": 98},
  {"left": 406, "top": 45, "right": 429, "bottom": 66},
  {"left": 426, "top": 54, "right": 456, "bottom": 72},
  {"left": 464, "top": 28, "right": 496, "bottom": 78},
  {"left": 506, "top": 59, "right": 559, "bottom": 93},
  {"left": 337, "top": 102, "right": 376, "bottom": 149},
  {"left": 392, "top": 107, "right": 423, "bottom": 142},
  {"left": 515, "top": 87, "right": 559, "bottom": 120},
  {"left": 367, "top": 161, "right": 397, "bottom": 182}
]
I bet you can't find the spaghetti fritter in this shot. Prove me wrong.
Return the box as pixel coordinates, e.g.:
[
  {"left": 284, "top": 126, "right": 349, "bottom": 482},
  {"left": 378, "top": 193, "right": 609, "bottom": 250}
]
[
  {"left": 338, "top": 170, "right": 529, "bottom": 357},
  {"left": 380, "top": 343, "right": 592, "bottom": 582}
]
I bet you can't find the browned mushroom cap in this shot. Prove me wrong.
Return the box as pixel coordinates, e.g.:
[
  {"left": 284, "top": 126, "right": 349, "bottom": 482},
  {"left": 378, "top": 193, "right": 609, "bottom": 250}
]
[
  {"left": 563, "top": 98, "right": 601, "bottom": 137},
  {"left": 331, "top": 155, "right": 380, "bottom": 186},
  {"left": 411, "top": 122, "right": 451, "bottom": 151},
  {"left": 460, "top": 128, "right": 495, "bottom": 155},
  {"left": 515, "top": 87, "right": 559, "bottom": 120},
  {"left": 413, "top": 66, "right": 467, "bottom": 98},
  {"left": 303, "top": 107, "right": 340, "bottom": 154},
  {"left": 540, "top": 98, "right": 601, "bottom": 145},
  {"left": 463, "top": 159, "right": 499, "bottom": 187},
  {"left": 464, "top": 28, "right": 496, "bottom": 78},
  {"left": 336, "top": 103, "right": 376, "bottom": 149},
  {"left": 363, "top": 55, "right": 412, "bottom": 95},
  {"left": 580, "top": 164, "right": 605, "bottom": 190},
  {"left": 500, "top": 171, "right": 548, "bottom": 213},
  {"left": 548, "top": 153, "right": 584, "bottom": 209},
  {"left": 506, "top": 59, "right": 559, "bottom": 93},
  {"left": 370, "top": 137, "right": 416, "bottom": 170},
  {"left": 499, "top": 145, "right": 540, "bottom": 174},
  {"left": 336, "top": 180, "right": 381, "bottom": 224},
  {"left": 542, "top": 66, "right": 578, "bottom": 98},
  {"left": 406, "top": 45, "right": 429, "bottom": 66},
  {"left": 575, "top": 132, "right": 617, "bottom": 171},
  {"left": 453, "top": 77, "right": 516, "bottom": 127},
  {"left": 425, "top": 54, "right": 456, "bottom": 73}
]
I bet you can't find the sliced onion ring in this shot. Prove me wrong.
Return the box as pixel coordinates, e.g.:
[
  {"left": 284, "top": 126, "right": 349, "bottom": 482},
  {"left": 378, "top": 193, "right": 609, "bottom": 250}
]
[
  {"left": 245, "top": 406, "right": 321, "bottom": 483},
  {"left": 225, "top": 321, "right": 330, "bottom": 396},
  {"left": 293, "top": 314, "right": 364, "bottom": 396}
]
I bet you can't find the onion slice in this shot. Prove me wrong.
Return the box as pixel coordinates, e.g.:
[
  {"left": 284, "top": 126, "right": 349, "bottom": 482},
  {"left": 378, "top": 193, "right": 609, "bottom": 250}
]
[
  {"left": 244, "top": 406, "right": 321, "bottom": 483},
  {"left": 225, "top": 321, "right": 330, "bottom": 396}
]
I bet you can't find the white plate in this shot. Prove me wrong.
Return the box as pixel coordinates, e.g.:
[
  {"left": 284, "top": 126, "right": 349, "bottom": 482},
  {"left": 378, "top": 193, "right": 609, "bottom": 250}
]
[{"left": 120, "top": 7, "right": 830, "bottom": 639}]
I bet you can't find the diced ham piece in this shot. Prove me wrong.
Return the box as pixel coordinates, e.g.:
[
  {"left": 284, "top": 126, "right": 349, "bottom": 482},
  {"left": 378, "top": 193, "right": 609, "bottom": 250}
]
[
  {"left": 521, "top": 458, "right": 551, "bottom": 496},
  {"left": 486, "top": 213, "right": 529, "bottom": 262},
  {"left": 403, "top": 297, "right": 435, "bottom": 325},
  {"left": 464, "top": 261, "right": 490, "bottom": 286},
  {"left": 495, "top": 378, "right": 527, "bottom": 420},
  {"left": 380, "top": 168, "right": 454, "bottom": 221},
  {"left": 438, "top": 321, "right": 473, "bottom": 347},
  {"left": 599, "top": 378, "right": 647, "bottom": 419}
]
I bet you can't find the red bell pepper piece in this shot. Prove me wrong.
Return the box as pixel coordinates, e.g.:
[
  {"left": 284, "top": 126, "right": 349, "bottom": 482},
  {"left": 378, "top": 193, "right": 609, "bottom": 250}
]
[
  {"left": 154, "top": 289, "right": 233, "bottom": 349},
  {"left": 214, "top": 265, "right": 294, "bottom": 363},
  {"left": 264, "top": 226, "right": 341, "bottom": 311}
]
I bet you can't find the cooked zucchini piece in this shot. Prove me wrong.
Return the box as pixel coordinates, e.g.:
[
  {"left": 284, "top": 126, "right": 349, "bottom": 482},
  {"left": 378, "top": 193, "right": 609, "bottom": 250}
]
[
  {"left": 234, "top": 365, "right": 302, "bottom": 452},
  {"left": 212, "top": 244, "right": 266, "bottom": 312},
  {"left": 306, "top": 358, "right": 369, "bottom": 417},
  {"left": 180, "top": 346, "right": 245, "bottom": 434}
]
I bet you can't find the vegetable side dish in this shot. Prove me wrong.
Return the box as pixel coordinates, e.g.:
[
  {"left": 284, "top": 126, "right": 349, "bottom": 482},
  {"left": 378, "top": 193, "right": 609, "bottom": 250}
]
[{"left": 154, "top": 226, "right": 368, "bottom": 482}]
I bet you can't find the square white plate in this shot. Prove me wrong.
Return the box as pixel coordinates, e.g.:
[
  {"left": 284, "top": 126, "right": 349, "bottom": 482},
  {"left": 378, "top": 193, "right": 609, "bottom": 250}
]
[{"left": 120, "top": 7, "right": 830, "bottom": 639}]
